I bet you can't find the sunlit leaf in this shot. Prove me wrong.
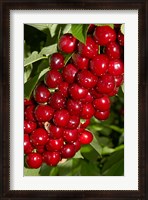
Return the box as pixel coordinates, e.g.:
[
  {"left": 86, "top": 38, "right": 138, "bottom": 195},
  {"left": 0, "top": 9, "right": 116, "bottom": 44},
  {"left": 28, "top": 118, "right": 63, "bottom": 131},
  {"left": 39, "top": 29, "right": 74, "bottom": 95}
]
[
  {"left": 90, "top": 132, "right": 102, "bottom": 156},
  {"left": 71, "top": 24, "right": 89, "bottom": 44},
  {"left": 24, "top": 167, "right": 40, "bottom": 176},
  {"left": 121, "top": 24, "right": 124, "bottom": 35}
]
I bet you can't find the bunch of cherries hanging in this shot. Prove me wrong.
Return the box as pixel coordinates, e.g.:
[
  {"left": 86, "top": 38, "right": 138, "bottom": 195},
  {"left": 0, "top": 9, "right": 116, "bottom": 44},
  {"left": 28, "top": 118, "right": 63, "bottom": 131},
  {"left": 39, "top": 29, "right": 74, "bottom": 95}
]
[{"left": 24, "top": 24, "right": 124, "bottom": 169}]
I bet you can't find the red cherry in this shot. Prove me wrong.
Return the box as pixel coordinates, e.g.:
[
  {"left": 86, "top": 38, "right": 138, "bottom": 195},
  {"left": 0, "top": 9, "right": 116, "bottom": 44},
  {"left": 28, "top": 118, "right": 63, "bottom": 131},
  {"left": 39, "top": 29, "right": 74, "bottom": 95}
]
[
  {"left": 35, "top": 105, "right": 54, "bottom": 122},
  {"left": 49, "top": 92, "right": 66, "bottom": 110},
  {"left": 58, "top": 82, "right": 69, "bottom": 97},
  {"left": 93, "top": 96, "right": 111, "bottom": 111},
  {"left": 67, "top": 99, "right": 82, "bottom": 116},
  {"left": 77, "top": 70, "right": 98, "bottom": 89},
  {"left": 25, "top": 153, "right": 42, "bottom": 168},
  {"left": 114, "top": 75, "right": 124, "bottom": 87},
  {"left": 89, "top": 54, "right": 109, "bottom": 76},
  {"left": 24, "top": 98, "right": 34, "bottom": 106},
  {"left": 118, "top": 31, "right": 124, "bottom": 46},
  {"left": 80, "top": 92, "right": 94, "bottom": 104},
  {"left": 69, "top": 83, "right": 88, "bottom": 100},
  {"left": 61, "top": 144, "right": 76, "bottom": 158},
  {"left": 33, "top": 83, "right": 51, "bottom": 103},
  {"left": 94, "top": 110, "right": 110, "bottom": 120},
  {"left": 93, "top": 25, "right": 116, "bottom": 46},
  {"left": 79, "top": 130, "right": 93, "bottom": 144},
  {"left": 50, "top": 52, "right": 65, "bottom": 70},
  {"left": 108, "top": 59, "right": 124, "bottom": 76},
  {"left": 87, "top": 24, "right": 96, "bottom": 33},
  {"left": 30, "top": 128, "right": 49, "bottom": 146},
  {"left": 72, "top": 140, "right": 81, "bottom": 152},
  {"left": 89, "top": 88, "right": 103, "bottom": 99},
  {"left": 36, "top": 145, "right": 45, "bottom": 154},
  {"left": 63, "top": 129, "right": 78, "bottom": 143},
  {"left": 43, "top": 151, "right": 61, "bottom": 166},
  {"left": 108, "top": 87, "right": 119, "bottom": 97},
  {"left": 80, "top": 118, "right": 90, "bottom": 129},
  {"left": 105, "top": 41, "right": 121, "bottom": 60},
  {"left": 53, "top": 109, "right": 70, "bottom": 127},
  {"left": 72, "top": 53, "right": 89, "bottom": 70},
  {"left": 66, "top": 115, "right": 80, "bottom": 129},
  {"left": 46, "top": 138, "right": 64, "bottom": 151},
  {"left": 49, "top": 124, "right": 64, "bottom": 139},
  {"left": 24, "top": 134, "right": 33, "bottom": 154},
  {"left": 62, "top": 64, "right": 78, "bottom": 84},
  {"left": 44, "top": 69, "right": 62, "bottom": 88},
  {"left": 81, "top": 103, "right": 95, "bottom": 119},
  {"left": 58, "top": 33, "right": 77, "bottom": 54},
  {"left": 78, "top": 36, "right": 98, "bottom": 59},
  {"left": 25, "top": 105, "right": 36, "bottom": 122},
  {"left": 24, "top": 120, "right": 37, "bottom": 134}
]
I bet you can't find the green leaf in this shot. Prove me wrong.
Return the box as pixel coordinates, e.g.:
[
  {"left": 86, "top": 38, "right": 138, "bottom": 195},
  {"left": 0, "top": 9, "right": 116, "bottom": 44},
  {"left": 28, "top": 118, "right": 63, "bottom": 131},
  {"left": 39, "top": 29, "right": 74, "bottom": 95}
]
[
  {"left": 80, "top": 160, "right": 101, "bottom": 176},
  {"left": 39, "top": 43, "right": 57, "bottom": 56},
  {"left": 121, "top": 83, "right": 124, "bottom": 93},
  {"left": 58, "top": 159, "right": 73, "bottom": 176},
  {"left": 80, "top": 144, "right": 99, "bottom": 161},
  {"left": 24, "top": 167, "right": 40, "bottom": 176},
  {"left": 73, "top": 150, "right": 84, "bottom": 159},
  {"left": 108, "top": 125, "right": 124, "bottom": 134},
  {"left": 28, "top": 23, "right": 52, "bottom": 33},
  {"left": 39, "top": 163, "right": 54, "bottom": 176},
  {"left": 64, "top": 53, "right": 73, "bottom": 65},
  {"left": 71, "top": 24, "right": 89, "bottom": 44},
  {"left": 24, "top": 65, "right": 32, "bottom": 83},
  {"left": 121, "top": 24, "right": 124, "bottom": 35},
  {"left": 95, "top": 24, "right": 114, "bottom": 29},
  {"left": 102, "top": 149, "right": 124, "bottom": 176},
  {"left": 90, "top": 132, "right": 102, "bottom": 156}
]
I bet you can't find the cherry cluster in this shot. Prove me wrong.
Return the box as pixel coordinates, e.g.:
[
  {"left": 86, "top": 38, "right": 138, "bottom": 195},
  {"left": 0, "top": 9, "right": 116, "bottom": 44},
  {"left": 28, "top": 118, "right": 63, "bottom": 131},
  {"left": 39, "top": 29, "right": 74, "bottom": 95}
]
[{"left": 24, "top": 24, "right": 124, "bottom": 169}]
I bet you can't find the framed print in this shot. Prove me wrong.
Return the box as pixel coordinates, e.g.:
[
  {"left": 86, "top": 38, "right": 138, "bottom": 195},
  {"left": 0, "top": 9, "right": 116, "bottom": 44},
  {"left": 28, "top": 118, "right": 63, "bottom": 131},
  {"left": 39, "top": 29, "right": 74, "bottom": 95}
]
[{"left": 1, "top": 0, "right": 148, "bottom": 199}]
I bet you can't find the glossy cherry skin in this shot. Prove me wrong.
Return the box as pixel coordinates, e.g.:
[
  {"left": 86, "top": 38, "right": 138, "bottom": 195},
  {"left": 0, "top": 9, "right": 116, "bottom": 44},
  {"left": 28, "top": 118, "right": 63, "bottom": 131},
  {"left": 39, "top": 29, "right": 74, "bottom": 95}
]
[
  {"left": 72, "top": 140, "right": 81, "bottom": 152},
  {"left": 24, "top": 134, "right": 33, "bottom": 154},
  {"left": 89, "top": 88, "right": 103, "bottom": 99},
  {"left": 43, "top": 151, "right": 61, "bottom": 166},
  {"left": 87, "top": 24, "right": 96, "bottom": 33},
  {"left": 80, "top": 92, "right": 94, "bottom": 104},
  {"left": 114, "top": 75, "right": 124, "bottom": 87},
  {"left": 89, "top": 54, "right": 109, "bottom": 76},
  {"left": 68, "top": 83, "right": 88, "bottom": 100},
  {"left": 50, "top": 52, "right": 65, "bottom": 70},
  {"left": 44, "top": 69, "right": 62, "bottom": 88},
  {"left": 67, "top": 99, "right": 82, "bottom": 116},
  {"left": 53, "top": 109, "right": 70, "bottom": 127},
  {"left": 25, "top": 153, "right": 42, "bottom": 168},
  {"left": 49, "top": 92, "right": 66, "bottom": 110},
  {"left": 63, "top": 129, "right": 79, "bottom": 143},
  {"left": 57, "top": 82, "right": 69, "bottom": 97},
  {"left": 61, "top": 144, "right": 76, "bottom": 158},
  {"left": 108, "top": 59, "right": 124, "bottom": 76},
  {"left": 46, "top": 137, "right": 64, "bottom": 151},
  {"left": 25, "top": 105, "right": 36, "bottom": 121},
  {"left": 96, "top": 74, "right": 115, "bottom": 94},
  {"left": 58, "top": 33, "right": 77, "bottom": 54},
  {"left": 78, "top": 36, "right": 98, "bottom": 59},
  {"left": 81, "top": 103, "right": 95, "bottom": 119},
  {"left": 118, "top": 31, "right": 124, "bottom": 46},
  {"left": 77, "top": 70, "right": 98, "bottom": 89},
  {"left": 93, "top": 25, "right": 116, "bottom": 46},
  {"left": 49, "top": 124, "right": 64, "bottom": 139},
  {"left": 108, "top": 87, "right": 119, "bottom": 97},
  {"left": 80, "top": 119, "right": 90, "bottom": 129},
  {"left": 66, "top": 115, "right": 80, "bottom": 129},
  {"left": 93, "top": 96, "right": 111, "bottom": 112},
  {"left": 94, "top": 110, "right": 110, "bottom": 120},
  {"left": 62, "top": 64, "right": 78, "bottom": 84},
  {"left": 105, "top": 41, "right": 121, "bottom": 60},
  {"left": 33, "top": 83, "right": 51, "bottom": 103},
  {"left": 36, "top": 145, "right": 45, "bottom": 154},
  {"left": 35, "top": 105, "right": 54, "bottom": 122},
  {"left": 72, "top": 53, "right": 89, "bottom": 70},
  {"left": 24, "top": 99, "right": 34, "bottom": 106},
  {"left": 79, "top": 130, "right": 93, "bottom": 144},
  {"left": 30, "top": 128, "right": 49, "bottom": 146},
  {"left": 24, "top": 120, "right": 37, "bottom": 134}
]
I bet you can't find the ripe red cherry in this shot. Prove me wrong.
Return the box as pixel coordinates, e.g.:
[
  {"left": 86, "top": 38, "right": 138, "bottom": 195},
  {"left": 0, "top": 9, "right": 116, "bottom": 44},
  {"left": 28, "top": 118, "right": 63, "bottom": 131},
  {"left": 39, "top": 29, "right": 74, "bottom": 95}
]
[
  {"left": 25, "top": 153, "right": 42, "bottom": 168},
  {"left": 58, "top": 33, "right": 77, "bottom": 54},
  {"left": 80, "top": 92, "right": 94, "bottom": 103},
  {"left": 108, "top": 86, "right": 119, "bottom": 97},
  {"left": 44, "top": 69, "right": 62, "bottom": 88},
  {"left": 24, "top": 120, "right": 37, "bottom": 134},
  {"left": 43, "top": 151, "right": 61, "bottom": 166},
  {"left": 79, "top": 130, "right": 93, "bottom": 144},
  {"left": 80, "top": 119, "right": 90, "bottom": 129},
  {"left": 105, "top": 41, "right": 121, "bottom": 60},
  {"left": 53, "top": 109, "right": 70, "bottom": 127},
  {"left": 77, "top": 70, "right": 98, "bottom": 89},
  {"left": 24, "top": 134, "right": 33, "bottom": 154},
  {"left": 114, "top": 75, "right": 124, "bottom": 87},
  {"left": 25, "top": 105, "right": 36, "bottom": 121},
  {"left": 66, "top": 115, "right": 80, "bottom": 129},
  {"left": 89, "top": 54, "right": 109, "bottom": 76},
  {"left": 62, "top": 64, "right": 78, "bottom": 84},
  {"left": 78, "top": 36, "right": 98, "bottom": 59},
  {"left": 63, "top": 129, "right": 79, "bottom": 143},
  {"left": 67, "top": 99, "right": 82, "bottom": 116},
  {"left": 49, "top": 92, "right": 66, "bottom": 110},
  {"left": 33, "top": 83, "right": 51, "bottom": 103},
  {"left": 81, "top": 103, "right": 95, "bottom": 119},
  {"left": 93, "top": 25, "right": 116, "bottom": 46},
  {"left": 61, "top": 144, "right": 76, "bottom": 158},
  {"left": 72, "top": 53, "right": 89, "bottom": 70},
  {"left": 73, "top": 140, "right": 81, "bottom": 152},
  {"left": 108, "top": 59, "right": 124, "bottom": 76},
  {"left": 94, "top": 110, "right": 110, "bottom": 120},
  {"left": 69, "top": 83, "right": 88, "bottom": 100},
  {"left": 35, "top": 105, "right": 54, "bottom": 122},
  {"left": 46, "top": 138, "right": 64, "bottom": 151},
  {"left": 89, "top": 88, "right": 103, "bottom": 99},
  {"left": 49, "top": 124, "right": 64, "bottom": 139},
  {"left": 36, "top": 145, "right": 45, "bottom": 154},
  {"left": 58, "top": 82, "right": 69, "bottom": 97},
  {"left": 118, "top": 31, "right": 124, "bottom": 46},
  {"left": 93, "top": 96, "right": 111, "bottom": 111},
  {"left": 50, "top": 52, "right": 65, "bottom": 70},
  {"left": 24, "top": 98, "right": 34, "bottom": 106},
  {"left": 96, "top": 74, "right": 115, "bottom": 94},
  {"left": 87, "top": 24, "right": 96, "bottom": 33},
  {"left": 30, "top": 128, "right": 49, "bottom": 146}
]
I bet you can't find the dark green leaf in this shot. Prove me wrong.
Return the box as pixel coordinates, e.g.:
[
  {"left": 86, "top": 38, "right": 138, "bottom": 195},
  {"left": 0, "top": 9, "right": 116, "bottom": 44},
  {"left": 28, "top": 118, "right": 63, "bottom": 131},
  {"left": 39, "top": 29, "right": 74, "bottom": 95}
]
[
  {"left": 39, "top": 163, "right": 54, "bottom": 176},
  {"left": 58, "top": 159, "right": 73, "bottom": 176},
  {"left": 80, "top": 160, "right": 101, "bottom": 176},
  {"left": 81, "top": 144, "right": 99, "bottom": 161},
  {"left": 71, "top": 24, "right": 89, "bottom": 44},
  {"left": 90, "top": 132, "right": 102, "bottom": 156},
  {"left": 73, "top": 150, "right": 84, "bottom": 159}
]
